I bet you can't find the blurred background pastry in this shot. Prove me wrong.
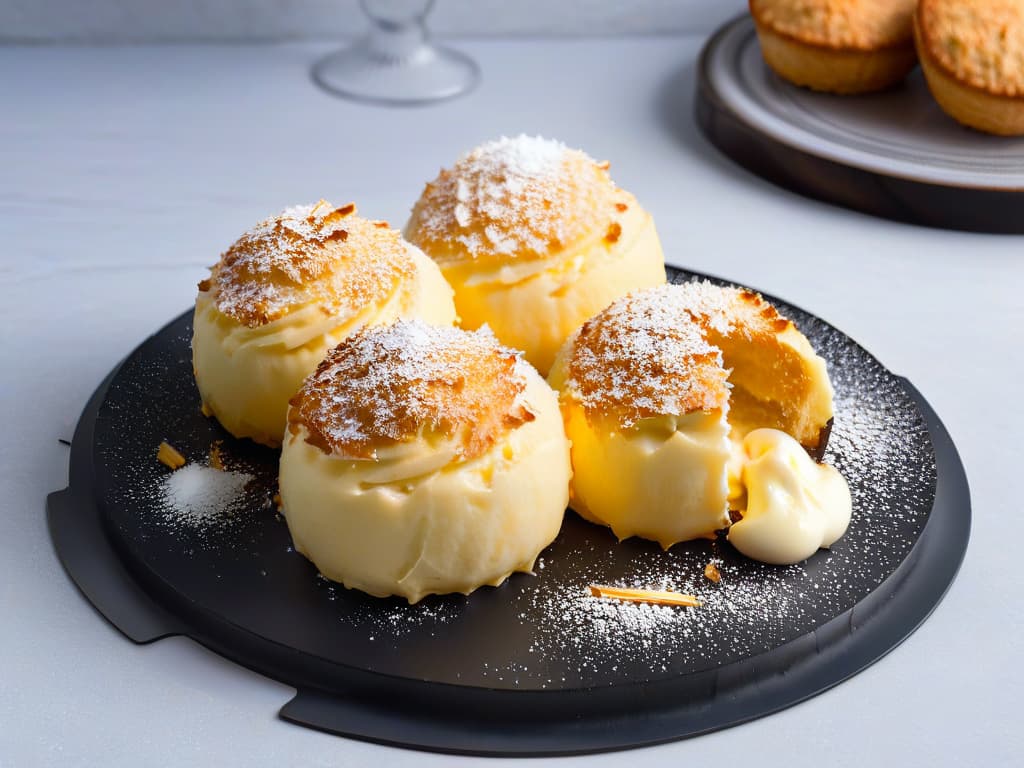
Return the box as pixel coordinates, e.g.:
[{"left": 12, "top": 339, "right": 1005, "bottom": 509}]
[
  {"left": 548, "top": 282, "right": 835, "bottom": 550},
  {"left": 750, "top": 0, "right": 918, "bottom": 94},
  {"left": 193, "top": 201, "right": 455, "bottom": 447},
  {"left": 405, "top": 135, "right": 666, "bottom": 375},
  {"left": 279, "top": 320, "right": 571, "bottom": 603},
  {"left": 915, "top": 0, "right": 1024, "bottom": 136}
]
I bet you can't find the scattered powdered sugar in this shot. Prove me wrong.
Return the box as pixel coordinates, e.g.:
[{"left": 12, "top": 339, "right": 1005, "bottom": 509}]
[
  {"left": 204, "top": 201, "right": 412, "bottom": 328},
  {"left": 292, "top": 320, "right": 531, "bottom": 460},
  {"left": 157, "top": 464, "right": 253, "bottom": 529},
  {"left": 566, "top": 280, "right": 802, "bottom": 425},
  {"left": 516, "top": 558, "right": 809, "bottom": 680},
  {"left": 93, "top": 268, "right": 938, "bottom": 693},
  {"left": 217, "top": 201, "right": 351, "bottom": 286},
  {"left": 673, "top": 279, "right": 744, "bottom": 336},
  {"left": 467, "top": 135, "right": 568, "bottom": 177},
  {"left": 318, "top": 576, "right": 462, "bottom": 639},
  {"left": 409, "top": 135, "right": 616, "bottom": 260},
  {"left": 567, "top": 284, "right": 730, "bottom": 424}
]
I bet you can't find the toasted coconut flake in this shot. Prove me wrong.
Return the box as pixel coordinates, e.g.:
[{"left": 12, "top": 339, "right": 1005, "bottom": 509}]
[
  {"left": 209, "top": 440, "right": 225, "bottom": 471},
  {"left": 589, "top": 584, "right": 702, "bottom": 608},
  {"left": 157, "top": 441, "right": 187, "bottom": 470}
]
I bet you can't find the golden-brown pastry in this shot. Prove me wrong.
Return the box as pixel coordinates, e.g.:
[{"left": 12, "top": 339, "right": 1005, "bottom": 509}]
[
  {"left": 405, "top": 135, "right": 666, "bottom": 376},
  {"left": 915, "top": 0, "right": 1024, "bottom": 136},
  {"left": 192, "top": 202, "right": 455, "bottom": 447},
  {"left": 279, "top": 320, "right": 571, "bottom": 603},
  {"left": 750, "top": 0, "right": 918, "bottom": 94},
  {"left": 548, "top": 282, "right": 835, "bottom": 549}
]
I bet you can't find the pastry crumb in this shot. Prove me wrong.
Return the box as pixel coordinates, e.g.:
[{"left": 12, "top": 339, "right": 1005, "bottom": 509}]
[
  {"left": 209, "top": 440, "right": 225, "bottom": 471},
  {"left": 157, "top": 441, "right": 187, "bottom": 470},
  {"left": 704, "top": 562, "right": 722, "bottom": 583}
]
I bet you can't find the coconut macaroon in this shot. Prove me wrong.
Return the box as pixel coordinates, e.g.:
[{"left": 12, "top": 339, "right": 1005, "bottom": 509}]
[
  {"left": 405, "top": 135, "right": 666, "bottom": 376},
  {"left": 750, "top": 0, "right": 918, "bottom": 94},
  {"left": 192, "top": 201, "right": 456, "bottom": 447},
  {"left": 548, "top": 282, "right": 836, "bottom": 551},
  {"left": 278, "top": 321, "right": 571, "bottom": 603},
  {"left": 915, "top": 0, "right": 1024, "bottom": 136}
]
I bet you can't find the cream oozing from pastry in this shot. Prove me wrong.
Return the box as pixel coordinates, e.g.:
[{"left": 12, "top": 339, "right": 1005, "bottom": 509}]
[
  {"left": 548, "top": 286, "right": 733, "bottom": 548},
  {"left": 549, "top": 282, "right": 843, "bottom": 552},
  {"left": 727, "top": 429, "right": 852, "bottom": 565},
  {"left": 560, "top": 409, "right": 732, "bottom": 548}
]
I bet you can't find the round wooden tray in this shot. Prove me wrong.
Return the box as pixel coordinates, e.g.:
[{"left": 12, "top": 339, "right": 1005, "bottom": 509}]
[{"left": 696, "top": 15, "right": 1024, "bottom": 234}]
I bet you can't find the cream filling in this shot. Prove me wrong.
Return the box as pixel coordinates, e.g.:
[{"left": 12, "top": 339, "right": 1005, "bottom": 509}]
[
  {"left": 430, "top": 204, "right": 665, "bottom": 375},
  {"left": 192, "top": 248, "right": 456, "bottom": 446},
  {"left": 278, "top": 373, "right": 571, "bottom": 603},
  {"left": 559, "top": 402, "right": 732, "bottom": 549},
  {"left": 727, "top": 428, "right": 852, "bottom": 566}
]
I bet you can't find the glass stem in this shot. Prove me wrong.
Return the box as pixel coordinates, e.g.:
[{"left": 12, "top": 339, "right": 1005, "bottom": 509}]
[{"left": 364, "top": 20, "right": 429, "bottom": 65}]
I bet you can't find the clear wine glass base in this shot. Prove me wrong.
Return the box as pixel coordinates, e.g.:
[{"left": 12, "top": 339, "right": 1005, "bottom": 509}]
[{"left": 313, "top": 39, "right": 479, "bottom": 106}]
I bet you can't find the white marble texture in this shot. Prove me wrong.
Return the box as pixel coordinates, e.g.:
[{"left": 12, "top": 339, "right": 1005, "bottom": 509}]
[{"left": 1, "top": 34, "right": 1021, "bottom": 768}]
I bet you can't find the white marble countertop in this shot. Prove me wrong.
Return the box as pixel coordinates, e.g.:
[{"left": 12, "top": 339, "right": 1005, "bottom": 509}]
[{"left": 2, "top": 36, "right": 1020, "bottom": 767}]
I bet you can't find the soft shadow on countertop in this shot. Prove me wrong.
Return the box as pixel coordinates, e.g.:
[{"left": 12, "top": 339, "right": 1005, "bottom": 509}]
[
  {"left": 655, "top": 62, "right": 753, "bottom": 180},
  {"left": 652, "top": 59, "right": 818, "bottom": 207}
]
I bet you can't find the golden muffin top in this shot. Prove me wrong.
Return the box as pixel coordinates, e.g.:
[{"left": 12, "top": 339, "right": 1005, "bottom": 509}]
[
  {"left": 288, "top": 321, "right": 535, "bottom": 460},
  {"left": 199, "top": 201, "right": 415, "bottom": 328},
  {"left": 564, "top": 282, "right": 798, "bottom": 426},
  {"left": 917, "top": 0, "right": 1024, "bottom": 96},
  {"left": 406, "top": 135, "right": 635, "bottom": 266},
  {"left": 750, "top": 0, "right": 917, "bottom": 50}
]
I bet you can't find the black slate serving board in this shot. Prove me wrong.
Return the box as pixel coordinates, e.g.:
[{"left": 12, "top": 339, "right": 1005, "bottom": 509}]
[{"left": 48, "top": 268, "right": 970, "bottom": 755}]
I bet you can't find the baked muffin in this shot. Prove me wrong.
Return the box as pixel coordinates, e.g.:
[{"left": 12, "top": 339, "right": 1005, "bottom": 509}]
[
  {"left": 548, "top": 282, "right": 835, "bottom": 549},
  {"left": 405, "top": 135, "right": 666, "bottom": 376},
  {"left": 915, "top": 0, "right": 1024, "bottom": 136},
  {"left": 750, "top": 0, "right": 918, "bottom": 94},
  {"left": 279, "top": 321, "right": 571, "bottom": 603},
  {"left": 193, "top": 202, "right": 456, "bottom": 447}
]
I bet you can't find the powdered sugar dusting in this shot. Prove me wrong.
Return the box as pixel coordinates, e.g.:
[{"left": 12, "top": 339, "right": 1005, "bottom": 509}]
[
  {"left": 158, "top": 463, "right": 253, "bottom": 529},
  {"left": 519, "top": 561, "right": 807, "bottom": 678},
  {"left": 674, "top": 279, "right": 744, "bottom": 335},
  {"left": 291, "top": 320, "right": 533, "bottom": 460},
  {"left": 94, "top": 267, "right": 939, "bottom": 693},
  {"left": 408, "top": 135, "right": 620, "bottom": 262},
  {"left": 203, "top": 201, "right": 413, "bottom": 328},
  {"left": 565, "top": 280, "right": 802, "bottom": 426},
  {"left": 567, "top": 284, "right": 730, "bottom": 425}
]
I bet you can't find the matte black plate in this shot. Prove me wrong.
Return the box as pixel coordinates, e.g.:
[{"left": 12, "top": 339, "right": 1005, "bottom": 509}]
[
  {"left": 48, "top": 268, "right": 970, "bottom": 755},
  {"left": 696, "top": 15, "right": 1024, "bottom": 234}
]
